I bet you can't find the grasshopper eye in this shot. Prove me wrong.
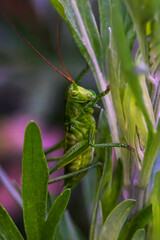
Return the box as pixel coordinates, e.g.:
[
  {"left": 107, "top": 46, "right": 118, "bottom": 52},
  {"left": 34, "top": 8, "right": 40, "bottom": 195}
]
[{"left": 71, "top": 90, "right": 78, "bottom": 96}]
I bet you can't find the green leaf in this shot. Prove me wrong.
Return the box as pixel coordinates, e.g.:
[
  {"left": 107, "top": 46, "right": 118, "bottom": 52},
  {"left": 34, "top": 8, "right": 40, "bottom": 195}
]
[
  {"left": 97, "top": 109, "right": 112, "bottom": 151},
  {"left": 124, "top": 0, "right": 160, "bottom": 62},
  {"left": 0, "top": 204, "right": 23, "bottom": 240},
  {"left": 22, "top": 121, "right": 49, "bottom": 240},
  {"left": 124, "top": 0, "right": 160, "bottom": 24},
  {"left": 139, "top": 121, "right": 160, "bottom": 188},
  {"left": 150, "top": 171, "right": 160, "bottom": 240},
  {"left": 119, "top": 0, "right": 135, "bottom": 50},
  {"left": 98, "top": 0, "right": 111, "bottom": 54},
  {"left": 55, "top": 210, "right": 86, "bottom": 240},
  {"left": 99, "top": 199, "right": 136, "bottom": 240},
  {"left": 64, "top": 0, "right": 102, "bottom": 67},
  {"left": 41, "top": 189, "right": 71, "bottom": 240},
  {"left": 131, "top": 229, "right": 145, "bottom": 240},
  {"left": 90, "top": 148, "right": 112, "bottom": 240},
  {"left": 81, "top": 168, "right": 97, "bottom": 222},
  {"left": 96, "top": 109, "right": 112, "bottom": 173},
  {"left": 118, "top": 204, "right": 152, "bottom": 240},
  {"left": 49, "top": 0, "right": 65, "bottom": 19},
  {"left": 101, "top": 159, "right": 123, "bottom": 222},
  {"left": 110, "top": 0, "right": 154, "bottom": 133},
  {"left": 122, "top": 86, "right": 136, "bottom": 144}
]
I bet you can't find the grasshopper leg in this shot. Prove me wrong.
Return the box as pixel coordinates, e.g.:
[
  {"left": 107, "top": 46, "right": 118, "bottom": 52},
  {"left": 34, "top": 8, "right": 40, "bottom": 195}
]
[
  {"left": 49, "top": 140, "right": 89, "bottom": 174},
  {"left": 90, "top": 142, "right": 134, "bottom": 151},
  {"left": 89, "top": 131, "right": 134, "bottom": 151},
  {"left": 48, "top": 162, "right": 101, "bottom": 184}
]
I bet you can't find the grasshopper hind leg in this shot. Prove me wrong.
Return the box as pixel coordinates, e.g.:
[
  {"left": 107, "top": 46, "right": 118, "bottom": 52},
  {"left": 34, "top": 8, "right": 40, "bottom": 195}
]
[{"left": 88, "top": 131, "right": 134, "bottom": 151}]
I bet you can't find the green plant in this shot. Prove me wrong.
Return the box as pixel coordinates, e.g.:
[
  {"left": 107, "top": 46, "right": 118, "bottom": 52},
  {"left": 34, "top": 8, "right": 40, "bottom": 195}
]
[{"left": 1, "top": 0, "right": 160, "bottom": 239}]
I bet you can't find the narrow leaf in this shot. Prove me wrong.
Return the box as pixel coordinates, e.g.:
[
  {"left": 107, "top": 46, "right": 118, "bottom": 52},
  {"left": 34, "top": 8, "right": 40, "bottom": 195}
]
[
  {"left": 22, "top": 121, "right": 49, "bottom": 240},
  {"left": 124, "top": 0, "right": 160, "bottom": 62},
  {"left": 150, "top": 171, "right": 160, "bottom": 240},
  {"left": 0, "top": 204, "right": 23, "bottom": 240},
  {"left": 98, "top": 0, "right": 111, "bottom": 53},
  {"left": 49, "top": 0, "right": 65, "bottom": 19},
  {"left": 118, "top": 204, "right": 152, "bottom": 240},
  {"left": 132, "top": 229, "right": 145, "bottom": 240},
  {"left": 111, "top": 0, "right": 154, "bottom": 132},
  {"left": 101, "top": 159, "right": 123, "bottom": 222},
  {"left": 89, "top": 148, "right": 112, "bottom": 240},
  {"left": 139, "top": 120, "right": 160, "bottom": 188},
  {"left": 99, "top": 199, "right": 136, "bottom": 240},
  {"left": 41, "top": 189, "right": 71, "bottom": 240}
]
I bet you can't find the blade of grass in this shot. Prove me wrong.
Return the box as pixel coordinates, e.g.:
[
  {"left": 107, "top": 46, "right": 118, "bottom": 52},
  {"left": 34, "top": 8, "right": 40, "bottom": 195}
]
[
  {"left": 0, "top": 204, "right": 23, "bottom": 240},
  {"left": 131, "top": 229, "right": 145, "bottom": 240},
  {"left": 99, "top": 200, "right": 136, "bottom": 240},
  {"left": 41, "top": 189, "right": 71, "bottom": 240},
  {"left": 149, "top": 171, "right": 160, "bottom": 240},
  {"left": 22, "top": 122, "right": 49, "bottom": 240},
  {"left": 118, "top": 204, "right": 152, "bottom": 240}
]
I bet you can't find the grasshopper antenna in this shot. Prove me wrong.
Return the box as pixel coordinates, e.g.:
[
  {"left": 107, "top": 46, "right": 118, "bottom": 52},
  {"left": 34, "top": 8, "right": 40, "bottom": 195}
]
[
  {"left": 57, "top": 18, "right": 74, "bottom": 84},
  {"left": 0, "top": 10, "right": 74, "bottom": 83}
]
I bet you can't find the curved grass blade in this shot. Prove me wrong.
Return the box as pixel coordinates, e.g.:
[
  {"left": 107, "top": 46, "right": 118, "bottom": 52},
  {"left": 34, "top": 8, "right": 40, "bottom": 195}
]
[
  {"left": 150, "top": 171, "right": 160, "bottom": 240},
  {"left": 101, "top": 159, "right": 123, "bottom": 222},
  {"left": 99, "top": 199, "right": 136, "bottom": 240},
  {"left": 139, "top": 120, "right": 160, "bottom": 188},
  {"left": 49, "top": 0, "right": 65, "bottom": 20},
  {"left": 124, "top": 0, "right": 160, "bottom": 63},
  {"left": 110, "top": 0, "right": 154, "bottom": 132},
  {"left": 118, "top": 204, "right": 152, "bottom": 240},
  {"left": 98, "top": 0, "right": 111, "bottom": 54},
  {"left": 89, "top": 148, "right": 111, "bottom": 240},
  {"left": 131, "top": 229, "right": 145, "bottom": 240},
  {"left": 22, "top": 122, "right": 49, "bottom": 240},
  {"left": 0, "top": 204, "right": 23, "bottom": 240},
  {"left": 41, "top": 189, "right": 71, "bottom": 240}
]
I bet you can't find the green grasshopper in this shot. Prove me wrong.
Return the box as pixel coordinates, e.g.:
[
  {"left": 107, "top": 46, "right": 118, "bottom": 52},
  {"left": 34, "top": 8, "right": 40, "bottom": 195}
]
[
  {"left": 2, "top": 11, "right": 133, "bottom": 187},
  {"left": 46, "top": 78, "right": 133, "bottom": 187}
]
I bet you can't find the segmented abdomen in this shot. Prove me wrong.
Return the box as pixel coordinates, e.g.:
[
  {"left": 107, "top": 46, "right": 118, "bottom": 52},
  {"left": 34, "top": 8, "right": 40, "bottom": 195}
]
[{"left": 64, "top": 103, "right": 95, "bottom": 187}]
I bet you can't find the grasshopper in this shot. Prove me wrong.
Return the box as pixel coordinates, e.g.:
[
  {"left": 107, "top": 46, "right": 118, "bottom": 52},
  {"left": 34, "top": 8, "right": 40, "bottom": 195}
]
[
  {"left": 46, "top": 80, "right": 133, "bottom": 187},
  {"left": 1, "top": 11, "right": 133, "bottom": 188}
]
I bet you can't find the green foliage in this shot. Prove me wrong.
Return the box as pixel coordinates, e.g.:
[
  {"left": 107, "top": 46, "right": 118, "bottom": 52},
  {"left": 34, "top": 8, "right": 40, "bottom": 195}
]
[
  {"left": 48, "top": 1, "right": 160, "bottom": 239},
  {"left": 0, "top": 122, "right": 70, "bottom": 239},
  {"left": 1, "top": 0, "right": 160, "bottom": 239},
  {"left": 101, "top": 159, "right": 123, "bottom": 221},
  {"left": 99, "top": 200, "right": 136, "bottom": 240},
  {"left": 118, "top": 205, "right": 152, "bottom": 240},
  {"left": 149, "top": 171, "right": 160, "bottom": 240},
  {"left": 132, "top": 229, "right": 145, "bottom": 240},
  {"left": 41, "top": 189, "right": 71, "bottom": 240},
  {"left": 22, "top": 122, "right": 49, "bottom": 239},
  {"left": 0, "top": 204, "right": 23, "bottom": 240}
]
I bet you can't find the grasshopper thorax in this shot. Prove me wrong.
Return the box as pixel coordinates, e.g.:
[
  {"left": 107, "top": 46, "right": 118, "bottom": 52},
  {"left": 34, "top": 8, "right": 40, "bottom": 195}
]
[{"left": 66, "top": 83, "right": 96, "bottom": 103}]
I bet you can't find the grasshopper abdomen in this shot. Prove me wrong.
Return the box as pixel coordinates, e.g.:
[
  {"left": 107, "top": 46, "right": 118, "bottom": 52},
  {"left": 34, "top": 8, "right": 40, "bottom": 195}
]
[{"left": 64, "top": 83, "right": 96, "bottom": 187}]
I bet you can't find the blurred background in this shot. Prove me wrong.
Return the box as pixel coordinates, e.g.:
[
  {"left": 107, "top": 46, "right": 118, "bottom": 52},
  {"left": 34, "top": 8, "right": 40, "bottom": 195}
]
[{"left": 0, "top": 0, "right": 99, "bottom": 238}]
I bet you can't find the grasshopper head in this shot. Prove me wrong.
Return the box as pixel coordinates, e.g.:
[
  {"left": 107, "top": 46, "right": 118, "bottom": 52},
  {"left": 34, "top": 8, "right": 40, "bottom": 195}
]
[{"left": 66, "top": 83, "right": 96, "bottom": 103}]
